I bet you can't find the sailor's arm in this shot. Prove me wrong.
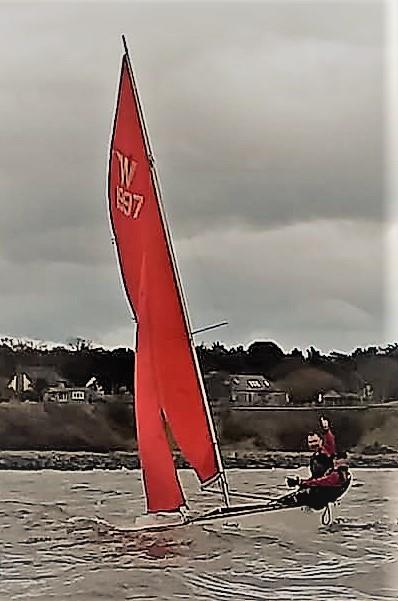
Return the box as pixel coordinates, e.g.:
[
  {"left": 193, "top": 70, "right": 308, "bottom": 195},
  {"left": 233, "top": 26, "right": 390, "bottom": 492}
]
[
  {"left": 300, "top": 471, "right": 341, "bottom": 488},
  {"left": 320, "top": 417, "right": 336, "bottom": 456}
]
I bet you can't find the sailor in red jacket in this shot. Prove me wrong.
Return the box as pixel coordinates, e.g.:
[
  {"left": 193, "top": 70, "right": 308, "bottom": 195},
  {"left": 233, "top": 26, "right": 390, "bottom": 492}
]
[
  {"left": 285, "top": 417, "right": 351, "bottom": 510},
  {"left": 307, "top": 416, "right": 336, "bottom": 478}
]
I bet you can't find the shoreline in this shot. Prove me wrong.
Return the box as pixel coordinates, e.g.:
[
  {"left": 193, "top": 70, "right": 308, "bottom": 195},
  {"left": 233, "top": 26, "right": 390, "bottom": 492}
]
[{"left": 0, "top": 449, "right": 397, "bottom": 470}]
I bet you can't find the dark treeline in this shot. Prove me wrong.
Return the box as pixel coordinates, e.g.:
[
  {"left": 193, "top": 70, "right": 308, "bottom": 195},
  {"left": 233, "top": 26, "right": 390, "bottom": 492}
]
[
  {"left": 1, "top": 337, "right": 398, "bottom": 402},
  {"left": 197, "top": 341, "right": 398, "bottom": 402},
  {"left": 0, "top": 337, "right": 133, "bottom": 394}
]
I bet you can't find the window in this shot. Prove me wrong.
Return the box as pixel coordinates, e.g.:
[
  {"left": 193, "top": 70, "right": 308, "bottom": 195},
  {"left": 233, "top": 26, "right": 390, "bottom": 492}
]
[{"left": 247, "top": 380, "right": 261, "bottom": 389}]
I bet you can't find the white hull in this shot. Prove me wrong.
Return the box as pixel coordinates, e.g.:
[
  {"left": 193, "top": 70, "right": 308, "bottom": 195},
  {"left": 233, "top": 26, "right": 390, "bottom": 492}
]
[
  {"left": 133, "top": 510, "right": 186, "bottom": 531},
  {"left": 67, "top": 502, "right": 331, "bottom": 538},
  {"left": 129, "top": 504, "right": 326, "bottom": 533}
]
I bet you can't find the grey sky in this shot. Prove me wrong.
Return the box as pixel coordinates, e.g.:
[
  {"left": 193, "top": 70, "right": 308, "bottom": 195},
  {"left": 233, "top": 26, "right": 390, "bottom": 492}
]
[{"left": 0, "top": 1, "right": 385, "bottom": 353}]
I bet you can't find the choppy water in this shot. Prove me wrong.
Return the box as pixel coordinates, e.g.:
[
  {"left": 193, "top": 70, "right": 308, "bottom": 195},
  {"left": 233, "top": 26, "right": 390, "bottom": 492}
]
[{"left": 0, "top": 468, "right": 397, "bottom": 600}]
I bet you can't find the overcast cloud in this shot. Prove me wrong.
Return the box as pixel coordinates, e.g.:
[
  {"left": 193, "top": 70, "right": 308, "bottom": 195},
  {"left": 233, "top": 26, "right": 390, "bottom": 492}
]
[{"left": 0, "top": 1, "right": 385, "bottom": 353}]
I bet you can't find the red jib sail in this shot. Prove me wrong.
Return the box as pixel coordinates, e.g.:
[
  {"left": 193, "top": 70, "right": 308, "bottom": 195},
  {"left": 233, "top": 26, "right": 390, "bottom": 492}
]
[{"left": 108, "top": 51, "right": 220, "bottom": 512}]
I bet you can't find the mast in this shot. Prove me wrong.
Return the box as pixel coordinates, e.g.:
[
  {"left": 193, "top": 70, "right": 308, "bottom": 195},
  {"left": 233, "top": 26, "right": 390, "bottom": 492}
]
[{"left": 121, "top": 35, "right": 230, "bottom": 507}]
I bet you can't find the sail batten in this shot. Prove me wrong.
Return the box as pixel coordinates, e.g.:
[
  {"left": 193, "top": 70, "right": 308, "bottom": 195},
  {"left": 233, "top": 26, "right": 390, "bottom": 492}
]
[{"left": 107, "top": 37, "right": 228, "bottom": 512}]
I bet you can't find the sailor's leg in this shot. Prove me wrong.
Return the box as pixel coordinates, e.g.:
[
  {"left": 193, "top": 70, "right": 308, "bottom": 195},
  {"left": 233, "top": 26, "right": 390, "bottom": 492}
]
[
  {"left": 272, "top": 489, "right": 311, "bottom": 509},
  {"left": 277, "top": 488, "right": 327, "bottom": 510}
]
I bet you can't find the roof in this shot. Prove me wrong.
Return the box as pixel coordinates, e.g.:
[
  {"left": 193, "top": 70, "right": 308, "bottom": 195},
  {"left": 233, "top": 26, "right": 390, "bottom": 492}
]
[
  {"left": 230, "top": 374, "right": 272, "bottom": 392},
  {"left": 47, "top": 386, "right": 87, "bottom": 393}
]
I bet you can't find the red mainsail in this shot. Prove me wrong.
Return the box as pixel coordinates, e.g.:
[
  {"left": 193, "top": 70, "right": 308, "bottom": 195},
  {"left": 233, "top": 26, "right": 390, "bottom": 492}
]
[{"left": 108, "top": 52, "right": 220, "bottom": 512}]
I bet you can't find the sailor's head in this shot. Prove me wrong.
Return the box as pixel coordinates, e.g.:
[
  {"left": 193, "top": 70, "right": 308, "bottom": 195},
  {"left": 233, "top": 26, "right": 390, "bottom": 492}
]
[{"left": 307, "top": 431, "right": 322, "bottom": 452}]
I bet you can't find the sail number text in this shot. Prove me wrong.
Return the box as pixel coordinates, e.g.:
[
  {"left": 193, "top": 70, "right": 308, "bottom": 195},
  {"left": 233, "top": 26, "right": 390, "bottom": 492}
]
[{"left": 114, "top": 150, "right": 145, "bottom": 219}]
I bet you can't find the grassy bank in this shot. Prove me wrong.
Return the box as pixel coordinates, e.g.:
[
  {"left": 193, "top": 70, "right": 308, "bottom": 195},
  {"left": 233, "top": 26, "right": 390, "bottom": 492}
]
[{"left": 1, "top": 401, "right": 398, "bottom": 455}]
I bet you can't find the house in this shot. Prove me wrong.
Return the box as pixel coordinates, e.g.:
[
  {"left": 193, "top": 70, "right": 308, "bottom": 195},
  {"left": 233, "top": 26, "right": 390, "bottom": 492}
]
[
  {"left": 43, "top": 386, "right": 99, "bottom": 403},
  {"left": 229, "top": 374, "right": 288, "bottom": 407},
  {"left": 319, "top": 389, "right": 364, "bottom": 406},
  {"left": 7, "top": 366, "right": 68, "bottom": 397},
  {"left": 204, "top": 371, "right": 289, "bottom": 408}
]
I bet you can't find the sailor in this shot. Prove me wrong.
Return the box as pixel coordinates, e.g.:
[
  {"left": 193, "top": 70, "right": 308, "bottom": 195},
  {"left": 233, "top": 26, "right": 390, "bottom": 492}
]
[{"left": 307, "top": 416, "right": 336, "bottom": 478}]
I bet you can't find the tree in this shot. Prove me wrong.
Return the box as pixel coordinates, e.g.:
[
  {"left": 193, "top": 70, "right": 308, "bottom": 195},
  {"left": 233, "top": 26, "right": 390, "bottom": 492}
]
[
  {"left": 247, "top": 341, "right": 285, "bottom": 374},
  {"left": 35, "top": 377, "right": 49, "bottom": 396}
]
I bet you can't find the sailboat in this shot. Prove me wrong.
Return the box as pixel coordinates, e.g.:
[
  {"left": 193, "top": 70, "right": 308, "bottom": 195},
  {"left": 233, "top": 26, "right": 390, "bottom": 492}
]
[{"left": 107, "top": 37, "right": 350, "bottom": 531}]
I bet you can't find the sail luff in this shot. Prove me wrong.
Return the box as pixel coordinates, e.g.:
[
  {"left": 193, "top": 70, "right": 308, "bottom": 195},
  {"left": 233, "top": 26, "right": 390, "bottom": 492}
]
[
  {"left": 120, "top": 36, "right": 229, "bottom": 506},
  {"left": 106, "top": 48, "right": 137, "bottom": 325}
]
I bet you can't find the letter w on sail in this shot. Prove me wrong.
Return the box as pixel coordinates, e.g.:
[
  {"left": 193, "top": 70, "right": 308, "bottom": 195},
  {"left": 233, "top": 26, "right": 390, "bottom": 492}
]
[{"left": 115, "top": 150, "right": 137, "bottom": 187}]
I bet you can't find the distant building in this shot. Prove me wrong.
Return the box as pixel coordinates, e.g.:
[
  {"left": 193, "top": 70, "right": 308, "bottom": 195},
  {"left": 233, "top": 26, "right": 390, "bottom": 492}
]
[
  {"left": 5, "top": 367, "right": 109, "bottom": 404},
  {"left": 204, "top": 372, "right": 288, "bottom": 409},
  {"left": 319, "top": 385, "right": 375, "bottom": 407},
  {"left": 7, "top": 373, "right": 32, "bottom": 394},
  {"left": 43, "top": 386, "right": 100, "bottom": 403},
  {"left": 7, "top": 366, "right": 68, "bottom": 399},
  {"left": 229, "top": 374, "right": 288, "bottom": 407}
]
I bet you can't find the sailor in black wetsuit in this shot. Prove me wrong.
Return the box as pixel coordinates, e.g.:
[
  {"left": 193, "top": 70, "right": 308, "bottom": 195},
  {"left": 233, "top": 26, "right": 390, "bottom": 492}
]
[
  {"left": 307, "top": 417, "right": 336, "bottom": 478},
  {"left": 285, "top": 419, "right": 351, "bottom": 510}
]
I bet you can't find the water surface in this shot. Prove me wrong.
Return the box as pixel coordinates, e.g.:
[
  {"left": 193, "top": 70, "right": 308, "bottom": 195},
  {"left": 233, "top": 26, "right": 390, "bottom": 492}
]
[{"left": 0, "top": 468, "right": 396, "bottom": 600}]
